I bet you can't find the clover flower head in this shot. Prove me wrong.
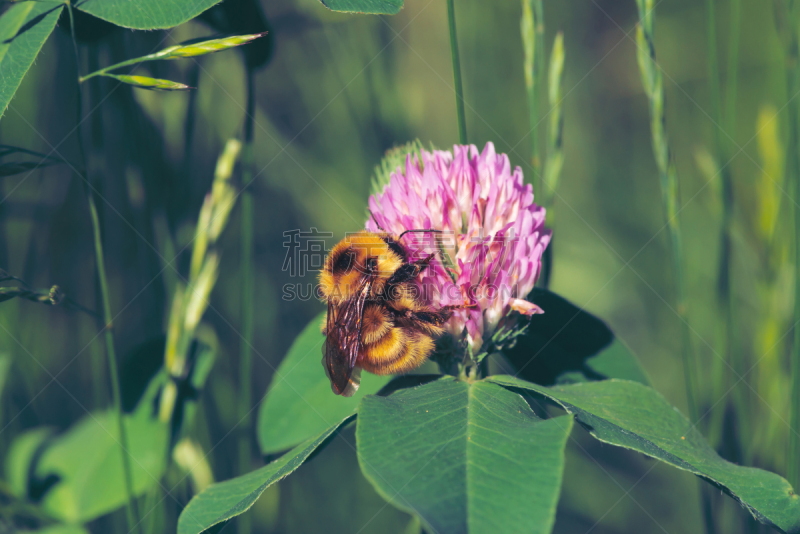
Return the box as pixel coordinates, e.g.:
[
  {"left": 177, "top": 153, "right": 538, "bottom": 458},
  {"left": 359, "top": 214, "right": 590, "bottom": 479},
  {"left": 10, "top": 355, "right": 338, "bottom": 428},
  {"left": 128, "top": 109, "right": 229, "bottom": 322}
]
[{"left": 366, "top": 142, "right": 550, "bottom": 352}]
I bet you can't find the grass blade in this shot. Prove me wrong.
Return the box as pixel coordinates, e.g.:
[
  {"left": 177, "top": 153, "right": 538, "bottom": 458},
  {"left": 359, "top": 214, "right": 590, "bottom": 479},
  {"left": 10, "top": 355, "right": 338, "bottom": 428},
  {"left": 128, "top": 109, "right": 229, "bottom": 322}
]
[{"left": 102, "top": 74, "right": 193, "bottom": 91}]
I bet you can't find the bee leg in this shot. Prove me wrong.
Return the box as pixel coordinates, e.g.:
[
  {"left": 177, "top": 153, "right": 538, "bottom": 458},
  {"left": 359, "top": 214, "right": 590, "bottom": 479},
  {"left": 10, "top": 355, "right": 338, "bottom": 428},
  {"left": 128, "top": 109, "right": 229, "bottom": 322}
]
[
  {"left": 441, "top": 303, "right": 477, "bottom": 311},
  {"left": 438, "top": 303, "right": 478, "bottom": 321},
  {"left": 412, "top": 253, "right": 436, "bottom": 275},
  {"left": 385, "top": 253, "right": 436, "bottom": 288},
  {"left": 406, "top": 253, "right": 436, "bottom": 276}
]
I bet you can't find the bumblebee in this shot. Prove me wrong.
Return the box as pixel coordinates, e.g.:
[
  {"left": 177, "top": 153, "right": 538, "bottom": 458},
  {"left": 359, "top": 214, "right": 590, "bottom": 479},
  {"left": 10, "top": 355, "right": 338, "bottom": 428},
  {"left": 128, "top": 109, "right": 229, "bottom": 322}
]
[{"left": 319, "top": 230, "right": 459, "bottom": 396}]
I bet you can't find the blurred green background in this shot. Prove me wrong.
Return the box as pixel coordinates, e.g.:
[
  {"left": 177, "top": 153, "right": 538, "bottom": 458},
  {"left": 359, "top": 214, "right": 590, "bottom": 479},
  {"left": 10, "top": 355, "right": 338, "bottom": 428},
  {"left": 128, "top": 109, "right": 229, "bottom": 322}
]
[{"left": 0, "top": 0, "right": 794, "bottom": 532}]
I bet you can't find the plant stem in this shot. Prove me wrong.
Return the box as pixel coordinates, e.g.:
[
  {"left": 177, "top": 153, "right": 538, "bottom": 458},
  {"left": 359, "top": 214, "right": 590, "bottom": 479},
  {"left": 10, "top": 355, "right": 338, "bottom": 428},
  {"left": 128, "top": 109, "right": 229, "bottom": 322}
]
[
  {"left": 78, "top": 47, "right": 194, "bottom": 83},
  {"left": 66, "top": 3, "right": 140, "bottom": 532},
  {"left": 521, "top": 0, "right": 545, "bottom": 182},
  {"left": 724, "top": 0, "right": 741, "bottom": 135},
  {"left": 446, "top": 0, "right": 467, "bottom": 145},
  {"left": 79, "top": 58, "right": 150, "bottom": 83},
  {"left": 543, "top": 31, "right": 565, "bottom": 209},
  {"left": 674, "top": 228, "right": 698, "bottom": 424},
  {"left": 705, "top": 0, "right": 729, "bottom": 435},
  {"left": 788, "top": 52, "right": 800, "bottom": 494},
  {"left": 86, "top": 48, "right": 108, "bottom": 409},
  {"left": 522, "top": 0, "right": 551, "bottom": 287},
  {"left": 706, "top": 0, "right": 748, "bottom": 464},
  {"left": 702, "top": 0, "right": 743, "bottom": 530},
  {"left": 238, "top": 67, "right": 256, "bottom": 534},
  {"left": 78, "top": 33, "right": 267, "bottom": 84},
  {"left": 88, "top": 197, "right": 141, "bottom": 530},
  {"left": 521, "top": 0, "right": 544, "bottom": 180},
  {"left": 533, "top": 0, "right": 544, "bottom": 171},
  {"left": 635, "top": 2, "right": 698, "bottom": 423}
]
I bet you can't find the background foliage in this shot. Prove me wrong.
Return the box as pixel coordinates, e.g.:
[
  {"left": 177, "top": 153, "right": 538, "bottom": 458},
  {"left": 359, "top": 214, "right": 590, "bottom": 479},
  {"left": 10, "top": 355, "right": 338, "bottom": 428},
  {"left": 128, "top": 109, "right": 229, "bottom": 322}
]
[{"left": 1, "top": 0, "right": 799, "bottom": 532}]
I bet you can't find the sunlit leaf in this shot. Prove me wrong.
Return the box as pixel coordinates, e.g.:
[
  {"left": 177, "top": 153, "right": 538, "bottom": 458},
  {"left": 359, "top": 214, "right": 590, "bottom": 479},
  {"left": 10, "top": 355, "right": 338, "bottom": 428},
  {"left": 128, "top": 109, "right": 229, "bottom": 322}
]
[
  {"left": 357, "top": 378, "right": 572, "bottom": 534},
  {"left": 178, "top": 416, "right": 353, "bottom": 534},
  {"left": 488, "top": 376, "right": 800, "bottom": 533},
  {"left": 318, "top": 0, "right": 403, "bottom": 15},
  {"left": 75, "top": 0, "right": 221, "bottom": 30},
  {"left": 35, "top": 398, "right": 169, "bottom": 522},
  {"left": 0, "top": 3, "right": 63, "bottom": 119},
  {"left": 504, "top": 288, "right": 650, "bottom": 386},
  {"left": 257, "top": 313, "right": 391, "bottom": 455}
]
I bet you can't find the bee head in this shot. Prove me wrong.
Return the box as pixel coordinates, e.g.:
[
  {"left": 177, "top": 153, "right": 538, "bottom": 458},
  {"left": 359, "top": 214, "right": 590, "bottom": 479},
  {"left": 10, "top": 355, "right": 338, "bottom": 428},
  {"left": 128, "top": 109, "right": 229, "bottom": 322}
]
[{"left": 319, "top": 231, "right": 403, "bottom": 302}]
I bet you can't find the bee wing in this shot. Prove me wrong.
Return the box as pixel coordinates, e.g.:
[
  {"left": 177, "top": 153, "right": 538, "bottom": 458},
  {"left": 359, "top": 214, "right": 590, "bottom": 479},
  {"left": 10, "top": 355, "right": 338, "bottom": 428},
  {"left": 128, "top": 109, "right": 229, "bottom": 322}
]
[{"left": 324, "top": 277, "right": 371, "bottom": 396}]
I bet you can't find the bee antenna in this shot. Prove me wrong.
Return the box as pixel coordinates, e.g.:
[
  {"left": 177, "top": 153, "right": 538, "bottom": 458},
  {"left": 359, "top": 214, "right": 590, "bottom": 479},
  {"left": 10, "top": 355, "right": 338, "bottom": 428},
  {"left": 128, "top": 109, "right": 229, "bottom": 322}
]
[
  {"left": 368, "top": 209, "right": 386, "bottom": 232},
  {"left": 397, "top": 229, "right": 444, "bottom": 241}
]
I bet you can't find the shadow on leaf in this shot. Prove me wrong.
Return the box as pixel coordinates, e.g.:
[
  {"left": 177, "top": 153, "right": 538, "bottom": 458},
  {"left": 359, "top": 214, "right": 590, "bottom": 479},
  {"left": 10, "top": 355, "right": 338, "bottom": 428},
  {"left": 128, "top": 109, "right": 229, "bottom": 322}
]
[
  {"left": 503, "top": 289, "right": 649, "bottom": 386},
  {"left": 3, "top": 6, "right": 63, "bottom": 44}
]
